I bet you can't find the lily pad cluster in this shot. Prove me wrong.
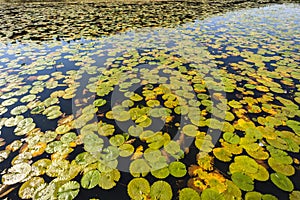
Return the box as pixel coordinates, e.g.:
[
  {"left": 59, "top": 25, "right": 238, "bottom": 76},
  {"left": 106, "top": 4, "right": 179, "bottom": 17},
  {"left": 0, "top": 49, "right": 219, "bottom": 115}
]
[{"left": 0, "top": 2, "right": 299, "bottom": 200}]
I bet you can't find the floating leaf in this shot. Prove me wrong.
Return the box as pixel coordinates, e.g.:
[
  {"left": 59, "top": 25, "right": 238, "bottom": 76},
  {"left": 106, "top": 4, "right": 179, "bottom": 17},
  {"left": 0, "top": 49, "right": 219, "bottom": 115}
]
[
  {"left": 290, "top": 191, "right": 300, "bottom": 200},
  {"left": 32, "top": 159, "right": 51, "bottom": 176},
  {"left": 57, "top": 181, "right": 80, "bottom": 200},
  {"left": 213, "top": 148, "right": 232, "bottom": 162},
  {"left": 245, "top": 191, "right": 262, "bottom": 200},
  {"left": 151, "top": 166, "right": 170, "bottom": 179},
  {"left": 270, "top": 173, "right": 294, "bottom": 192},
  {"left": 93, "top": 99, "right": 106, "bottom": 107},
  {"left": 231, "top": 172, "right": 254, "bottom": 192},
  {"left": 222, "top": 180, "right": 242, "bottom": 200},
  {"left": 223, "top": 132, "right": 240, "bottom": 144},
  {"left": 110, "top": 134, "right": 125, "bottom": 146},
  {"left": 268, "top": 157, "right": 295, "bottom": 176},
  {"left": 129, "top": 159, "right": 150, "bottom": 177},
  {"left": 150, "top": 181, "right": 173, "bottom": 200},
  {"left": 179, "top": 188, "right": 200, "bottom": 200},
  {"left": 169, "top": 161, "right": 186, "bottom": 178},
  {"left": 182, "top": 124, "right": 199, "bottom": 137},
  {"left": 83, "top": 133, "right": 104, "bottom": 153},
  {"left": 19, "top": 177, "right": 45, "bottom": 199},
  {"left": 128, "top": 125, "right": 143, "bottom": 137},
  {"left": 119, "top": 143, "right": 134, "bottom": 157},
  {"left": 2, "top": 163, "right": 31, "bottom": 185},
  {"left": 81, "top": 170, "right": 101, "bottom": 189},
  {"left": 128, "top": 178, "right": 150, "bottom": 200},
  {"left": 201, "top": 188, "right": 224, "bottom": 200}
]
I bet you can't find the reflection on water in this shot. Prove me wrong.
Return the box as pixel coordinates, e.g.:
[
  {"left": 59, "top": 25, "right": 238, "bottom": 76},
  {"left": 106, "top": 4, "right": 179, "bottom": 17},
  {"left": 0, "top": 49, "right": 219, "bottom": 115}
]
[{"left": 0, "top": 3, "right": 299, "bottom": 200}]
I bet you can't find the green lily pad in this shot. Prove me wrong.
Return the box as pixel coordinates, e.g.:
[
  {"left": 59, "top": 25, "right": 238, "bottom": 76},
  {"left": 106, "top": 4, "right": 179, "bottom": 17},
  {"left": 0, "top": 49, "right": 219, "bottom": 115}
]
[
  {"left": 268, "top": 157, "right": 295, "bottom": 176},
  {"left": 205, "top": 118, "right": 223, "bottom": 130},
  {"left": 61, "top": 132, "right": 77, "bottom": 144},
  {"left": 231, "top": 172, "right": 254, "bottom": 191},
  {"left": 127, "top": 178, "right": 150, "bottom": 200},
  {"left": 57, "top": 181, "right": 80, "bottom": 200},
  {"left": 46, "top": 159, "right": 70, "bottom": 178},
  {"left": 5, "top": 116, "right": 24, "bottom": 127},
  {"left": 20, "top": 94, "right": 36, "bottom": 103},
  {"left": 98, "top": 159, "right": 118, "bottom": 172},
  {"left": 83, "top": 133, "right": 104, "bottom": 153},
  {"left": 31, "top": 104, "right": 45, "bottom": 114},
  {"left": 32, "top": 183, "right": 56, "bottom": 200},
  {"left": 32, "top": 159, "right": 51, "bottom": 176},
  {"left": 222, "top": 180, "right": 242, "bottom": 200},
  {"left": 98, "top": 169, "right": 120, "bottom": 190},
  {"left": 223, "top": 132, "right": 240, "bottom": 144},
  {"left": 81, "top": 170, "right": 101, "bottom": 189},
  {"left": 245, "top": 191, "right": 262, "bottom": 200},
  {"left": 110, "top": 134, "right": 125, "bottom": 146},
  {"left": 93, "top": 99, "right": 106, "bottom": 107},
  {"left": 229, "top": 156, "right": 258, "bottom": 175},
  {"left": 151, "top": 166, "right": 170, "bottom": 179},
  {"left": 2, "top": 98, "right": 18, "bottom": 106},
  {"left": 43, "top": 97, "right": 59, "bottom": 107},
  {"left": 250, "top": 165, "right": 269, "bottom": 181},
  {"left": 119, "top": 143, "right": 134, "bottom": 157},
  {"left": 0, "top": 149, "right": 10, "bottom": 162},
  {"left": 179, "top": 188, "right": 200, "bottom": 200},
  {"left": 169, "top": 161, "right": 186, "bottom": 178},
  {"left": 150, "top": 181, "right": 173, "bottom": 200},
  {"left": 270, "top": 173, "right": 294, "bottom": 192},
  {"left": 19, "top": 177, "right": 45, "bottom": 199},
  {"left": 130, "top": 93, "right": 143, "bottom": 101},
  {"left": 55, "top": 124, "right": 72, "bottom": 135},
  {"left": 140, "top": 130, "right": 157, "bottom": 141},
  {"left": 144, "top": 148, "right": 161, "bottom": 163},
  {"left": 213, "top": 147, "right": 232, "bottom": 162},
  {"left": 98, "top": 123, "right": 115, "bottom": 136},
  {"left": 201, "top": 188, "right": 224, "bottom": 200},
  {"left": 129, "top": 159, "right": 150, "bottom": 177},
  {"left": 290, "top": 191, "right": 300, "bottom": 200},
  {"left": 128, "top": 125, "right": 143, "bottom": 137},
  {"left": 101, "top": 146, "right": 119, "bottom": 161},
  {"left": 228, "top": 100, "right": 243, "bottom": 108},
  {"left": 2, "top": 163, "right": 31, "bottom": 185},
  {"left": 182, "top": 124, "right": 198, "bottom": 137}
]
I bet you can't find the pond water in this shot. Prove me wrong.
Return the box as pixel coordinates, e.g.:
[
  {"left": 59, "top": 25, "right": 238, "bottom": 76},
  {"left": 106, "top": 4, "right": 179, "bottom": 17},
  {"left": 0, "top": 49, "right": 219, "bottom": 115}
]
[{"left": 0, "top": 2, "right": 300, "bottom": 200}]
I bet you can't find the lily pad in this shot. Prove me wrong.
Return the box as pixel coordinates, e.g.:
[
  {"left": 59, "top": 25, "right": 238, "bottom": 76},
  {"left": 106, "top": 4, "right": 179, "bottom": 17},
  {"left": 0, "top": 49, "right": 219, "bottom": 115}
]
[
  {"left": 110, "top": 134, "right": 125, "bottom": 146},
  {"left": 231, "top": 172, "right": 254, "bottom": 192},
  {"left": 169, "top": 161, "right": 187, "bottom": 178},
  {"left": 2, "top": 163, "right": 31, "bottom": 185},
  {"left": 119, "top": 143, "right": 134, "bottom": 157},
  {"left": 179, "top": 188, "right": 200, "bottom": 200},
  {"left": 93, "top": 99, "right": 106, "bottom": 107},
  {"left": 201, "top": 188, "right": 224, "bottom": 200},
  {"left": 19, "top": 177, "right": 45, "bottom": 199},
  {"left": 223, "top": 132, "right": 240, "bottom": 144},
  {"left": 150, "top": 181, "right": 173, "bottom": 200},
  {"left": 81, "top": 170, "right": 101, "bottom": 189},
  {"left": 151, "top": 167, "right": 170, "bottom": 179},
  {"left": 127, "top": 178, "right": 150, "bottom": 200},
  {"left": 290, "top": 191, "right": 300, "bottom": 200},
  {"left": 57, "top": 181, "right": 80, "bottom": 200},
  {"left": 182, "top": 124, "right": 199, "bottom": 137},
  {"left": 270, "top": 173, "right": 294, "bottom": 192},
  {"left": 98, "top": 169, "right": 120, "bottom": 190},
  {"left": 129, "top": 159, "right": 150, "bottom": 177},
  {"left": 83, "top": 133, "right": 104, "bottom": 153}
]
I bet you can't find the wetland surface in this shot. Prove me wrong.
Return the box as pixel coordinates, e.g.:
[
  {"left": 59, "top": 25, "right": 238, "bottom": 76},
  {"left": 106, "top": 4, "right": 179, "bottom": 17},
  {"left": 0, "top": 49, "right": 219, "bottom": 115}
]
[{"left": 0, "top": 1, "right": 300, "bottom": 200}]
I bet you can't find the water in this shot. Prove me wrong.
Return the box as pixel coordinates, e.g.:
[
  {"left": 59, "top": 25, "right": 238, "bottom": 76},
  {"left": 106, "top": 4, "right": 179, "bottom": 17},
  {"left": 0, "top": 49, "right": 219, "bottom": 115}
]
[{"left": 0, "top": 3, "right": 299, "bottom": 200}]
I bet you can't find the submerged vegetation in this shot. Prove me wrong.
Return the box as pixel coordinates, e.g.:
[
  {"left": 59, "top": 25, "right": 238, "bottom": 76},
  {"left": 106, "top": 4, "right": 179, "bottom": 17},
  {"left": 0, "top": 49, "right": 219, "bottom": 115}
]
[{"left": 0, "top": 1, "right": 299, "bottom": 200}]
